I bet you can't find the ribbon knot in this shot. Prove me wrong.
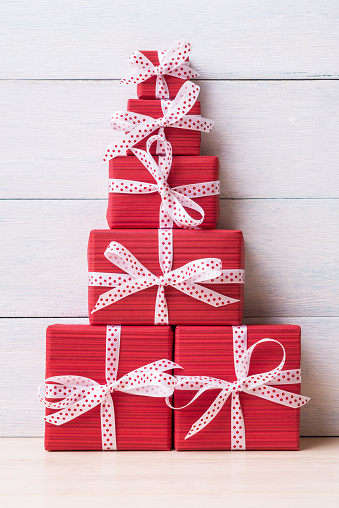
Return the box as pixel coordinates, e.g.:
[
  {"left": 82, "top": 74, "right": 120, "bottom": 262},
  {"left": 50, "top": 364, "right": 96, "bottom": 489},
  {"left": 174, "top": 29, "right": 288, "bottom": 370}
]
[
  {"left": 231, "top": 378, "right": 247, "bottom": 393},
  {"left": 155, "top": 274, "right": 168, "bottom": 287},
  {"left": 153, "top": 65, "right": 164, "bottom": 76},
  {"left": 156, "top": 116, "right": 169, "bottom": 128},
  {"left": 157, "top": 180, "right": 170, "bottom": 195}
]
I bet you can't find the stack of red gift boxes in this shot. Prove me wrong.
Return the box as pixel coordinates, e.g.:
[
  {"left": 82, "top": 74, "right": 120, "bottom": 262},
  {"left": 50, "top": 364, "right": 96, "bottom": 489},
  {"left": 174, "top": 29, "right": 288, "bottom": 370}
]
[{"left": 39, "top": 39, "right": 309, "bottom": 451}]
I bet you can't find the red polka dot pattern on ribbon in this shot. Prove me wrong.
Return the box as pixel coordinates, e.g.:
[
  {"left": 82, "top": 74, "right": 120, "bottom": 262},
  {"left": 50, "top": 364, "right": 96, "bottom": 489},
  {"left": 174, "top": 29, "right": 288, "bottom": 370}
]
[
  {"left": 174, "top": 325, "right": 310, "bottom": 446},
  {"left": 38, "top": 325, "right": 180, "bottom": 451},
  {"left": 88, "top": 229, "right": 242, "bottom": 323},
  {"left": 109, "top": 134, "right": 220, "bottom": 229},
  {"left": 103, "top": 81, "right": 214, "bottom": 162},
  {"left": 119, "top": 38, "right": 199, "bottom": 99}
]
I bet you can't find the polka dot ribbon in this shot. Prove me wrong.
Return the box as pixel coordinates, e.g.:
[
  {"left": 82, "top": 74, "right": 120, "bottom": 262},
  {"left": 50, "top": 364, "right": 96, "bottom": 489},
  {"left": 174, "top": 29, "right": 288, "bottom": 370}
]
[
  {"left": 171, "top": 325, "right": 310, "bottom": 449},
  {"left": 109, "top": 134, "right": 220, "bottom": 229},
  {"left": 88, "top": 229, "right": 244, "bottom": 324},
  {"left": 103, "top": 81, "right": 214, "bottom": 162},
  {"left": 120, "top": 38, "right": 199, "bottom": 99},
  {"left": 38, "top": 326, "right": 180, "bottom": 450}
]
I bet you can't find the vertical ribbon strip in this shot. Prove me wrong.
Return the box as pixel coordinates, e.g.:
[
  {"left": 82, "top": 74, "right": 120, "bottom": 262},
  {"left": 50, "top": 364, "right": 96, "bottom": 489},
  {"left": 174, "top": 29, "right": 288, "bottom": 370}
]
[
  {"left": 173, "top": 325, "right": 310, "bottom": 449},
  {"left": 88, "top": 229, "right": 244, "bottom": 324},
  {"left": 120, "top": 38, "right": 199, "bottom": 99},
  {"left": 109, "top": 134, "right": 220, "bottom": 229},
  {"left": 38, "top": 326, "right": 180, "bottom": 450}
]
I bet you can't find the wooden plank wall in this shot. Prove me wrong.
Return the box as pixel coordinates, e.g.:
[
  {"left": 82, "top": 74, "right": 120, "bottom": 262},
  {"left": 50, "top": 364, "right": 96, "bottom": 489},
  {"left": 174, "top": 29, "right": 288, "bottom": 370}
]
[{"left": 0, "top": 1, "right": 338, "bottom": 436}]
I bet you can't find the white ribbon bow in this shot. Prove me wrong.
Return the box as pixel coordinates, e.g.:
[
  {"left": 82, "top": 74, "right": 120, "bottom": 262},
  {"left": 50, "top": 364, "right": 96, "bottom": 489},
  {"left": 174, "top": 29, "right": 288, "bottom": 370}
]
[
  {"left": 109, "top": 134, "right": 220, "bottom": 229},
  {"left": 120, "top": 38, "right": 199, "bottom": 99},
  {"left": 89, "top": 230, "right": 244, "bottom": 324},
  {"left": 103, "top": 82, "right": 214, "bottom": 162},
  {"left": 39, "top": 358, "right": 180, "bottom": 450},
  {"left": 172, "top": 326, "right": 310, "bottom": 449}
]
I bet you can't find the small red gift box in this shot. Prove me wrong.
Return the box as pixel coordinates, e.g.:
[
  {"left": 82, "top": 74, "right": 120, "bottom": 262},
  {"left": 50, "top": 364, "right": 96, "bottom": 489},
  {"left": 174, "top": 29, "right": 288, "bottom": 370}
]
[
  {"left": 174, "top": 325, "right": 307, "bottom": 451},
  {"left": 88, "top": 229, "right": 244, "bottom": 326},
  {"left": 136, "top": 51, "right": 190, "bottom": 100},
  {"left": 44, "top": 324, "right": 173, "bottom": 451},
  {"left": 126, "top": 99, "right": 201, "bottom": 155},
  {"left": 107, "top": 155, "right": 220, "bottom": 229}
]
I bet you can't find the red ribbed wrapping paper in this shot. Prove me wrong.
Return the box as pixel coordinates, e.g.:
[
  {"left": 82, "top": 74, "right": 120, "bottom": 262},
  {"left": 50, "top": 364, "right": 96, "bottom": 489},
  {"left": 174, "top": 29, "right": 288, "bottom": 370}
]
[
  {"left": 136, "top": 51, "right": 190, "bottom": 99},
  {"left": 88, "top": 229, "right": 244, "bottom": 325},
  {"left": 44, "top": 325, "right": 173, "bottom": 451},
  {"left": 126, "top": 99, "right": 201, "bottom": 155},
  {"left": 107, "top": 156, "right": 220, "bottom": 229},
  {"left": 174, "top": 325, "right": 301, "bottom": 450}
]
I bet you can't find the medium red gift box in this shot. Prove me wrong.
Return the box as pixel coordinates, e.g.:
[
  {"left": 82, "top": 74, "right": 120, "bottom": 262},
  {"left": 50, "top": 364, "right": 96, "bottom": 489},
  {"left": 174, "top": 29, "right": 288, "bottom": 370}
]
[
  {"left": 174, "top": 325, "right": 307, "bottom": 451},
  {"left": 44, "top": 324, "right": 173, "bottom": 451},
  {"left": 126, "top": 99, "right": 201, "bottom": 155},
  {"left": 107, "top": 155, "right": 220, "bottom": 229},
  {"left": 88, "top": 229, "right": 244, "bottom": 326},
  {"left": 136, "top": 51, "right": 190, "bottom": 100}
]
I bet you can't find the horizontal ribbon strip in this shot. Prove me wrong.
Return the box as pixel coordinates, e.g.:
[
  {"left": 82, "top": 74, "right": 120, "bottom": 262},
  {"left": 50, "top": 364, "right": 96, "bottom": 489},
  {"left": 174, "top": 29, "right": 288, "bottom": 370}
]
[
  {"left": 103, "top": 81, "right": 214, "bottom": 162},
  {"left": 109, "top": 134, "right": 220, "bottom": 229},
  {"left": 38, "top": 325, "right": 180, "bottom": 451},
  {"left": 171, "top": 325, "right": 310, "bottom": 449},
  {"left": 89, "top": 229, "right": 244, "bottom": 325},
  {"left": 120, "top": 38, "right": 199, "bottom": 99}
]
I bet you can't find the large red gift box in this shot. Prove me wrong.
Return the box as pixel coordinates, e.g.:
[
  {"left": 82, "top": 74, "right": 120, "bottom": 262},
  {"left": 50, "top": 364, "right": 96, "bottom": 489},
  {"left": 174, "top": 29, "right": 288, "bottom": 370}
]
[
  {"left": 107, "top": 155, "right": 220, "bottom": 229},
  {"left": 126, "top": 99, "right": 201, "bottom": 155},
  {"left": 88, "top": 229, "right": 244, "bottom": 325},
  {"left": 136, "top": 51, "right": 190, "bottom": 100},
  {"left": 44, "top": 324, "right": 173, "bottom": 450},
  {"left": 174, "top": 325, "right": 303, "bottom": 450}
]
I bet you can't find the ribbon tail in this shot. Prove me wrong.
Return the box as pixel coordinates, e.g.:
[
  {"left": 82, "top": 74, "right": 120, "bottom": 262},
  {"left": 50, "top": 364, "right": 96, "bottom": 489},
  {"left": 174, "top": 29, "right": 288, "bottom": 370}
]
[{"left": 185, "top": 388, "right": 232, "bottom": 440}]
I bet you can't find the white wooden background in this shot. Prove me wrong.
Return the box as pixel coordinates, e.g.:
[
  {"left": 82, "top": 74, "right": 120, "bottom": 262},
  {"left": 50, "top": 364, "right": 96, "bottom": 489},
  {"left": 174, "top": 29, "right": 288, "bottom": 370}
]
[{"left": 0, "top": 0, "right": 338, "bottom": 437}]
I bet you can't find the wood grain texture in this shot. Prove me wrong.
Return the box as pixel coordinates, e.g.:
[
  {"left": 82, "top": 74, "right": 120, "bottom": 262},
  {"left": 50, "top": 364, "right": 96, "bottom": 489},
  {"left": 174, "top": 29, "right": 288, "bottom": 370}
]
[
  {"left": 1, "top": 80, "right": 339, "bottom": 199},
  {"left": 0, "top": 437, "right": 338, "bottom": 508},
  {"left": 1, "top": 1, "right": 339, "bottom": 79},
  {"left": 1, "top": 199, "right": 337, "bottom": 318},
  {"left": 1, "top": 1, "right": 338, "bottom": 439},
  {"left": 1, "top": 317, "right": 336, "bottom": 437}
]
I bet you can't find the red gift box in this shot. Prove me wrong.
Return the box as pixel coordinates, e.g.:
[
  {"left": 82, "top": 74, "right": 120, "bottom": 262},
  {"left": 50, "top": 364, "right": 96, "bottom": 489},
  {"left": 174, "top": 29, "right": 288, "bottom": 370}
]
[
  {"left": 44, "top": 324, "right": 173, "bottom": 451},
  {"left": 136, "top": 51, "right": 190, "bottom": 100},
  {"left": 107, "top": 155, "right": 220, "bottom": 229},
  {"left": 174, "top": 325, "right": 305, "bottom": 450},
  {"left": 126, "top": 99, "right": 201, "bottom": 155},
  {"left": 88, "top": 229, "right": 244, "bottom": 326}
]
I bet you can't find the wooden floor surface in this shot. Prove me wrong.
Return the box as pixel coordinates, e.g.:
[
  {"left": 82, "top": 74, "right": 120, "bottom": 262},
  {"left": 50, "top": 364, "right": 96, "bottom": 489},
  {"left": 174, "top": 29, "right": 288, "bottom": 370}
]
[{"left": 0, "top": 437, "right": 338, "bottom": 508}]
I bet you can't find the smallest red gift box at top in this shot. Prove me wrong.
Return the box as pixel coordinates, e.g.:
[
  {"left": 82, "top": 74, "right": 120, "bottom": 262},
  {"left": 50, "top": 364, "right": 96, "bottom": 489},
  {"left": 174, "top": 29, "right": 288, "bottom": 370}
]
[
  {"left": 42, "top": 324, "right": 174, "bottom": 451},
  {"left": 107, "top": 154, "right": 220, "bottom": 229},
  {"left": 174, "top": 325, "right": 310, "bottom": 451},
  {"left": 119, "top": 39, "right": 199, "bottom": 100},
  {"left": 126, "top": 98, "right": 201, "bottom": 155},
  {"left": 136, "top": 51, "right": 191, "bottom": 100},
  {"left": 88, "top": 229, "right": 245, "bottom": 326}
]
